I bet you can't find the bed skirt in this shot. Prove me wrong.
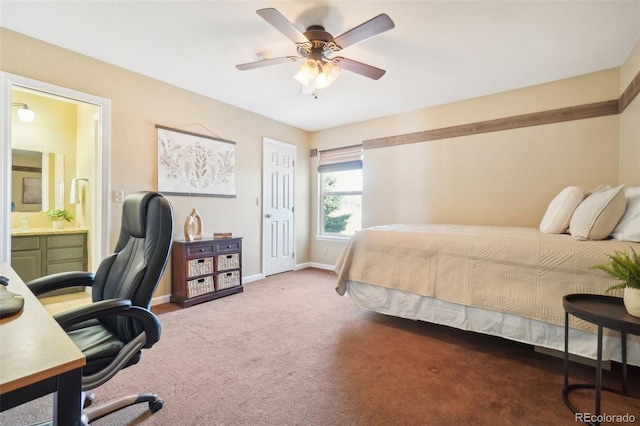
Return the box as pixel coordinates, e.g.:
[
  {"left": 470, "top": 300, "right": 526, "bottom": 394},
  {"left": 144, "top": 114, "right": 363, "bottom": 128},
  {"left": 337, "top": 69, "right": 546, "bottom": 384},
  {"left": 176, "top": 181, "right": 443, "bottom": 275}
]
[{"left": 345, "top": 280, "right": 640, "bottom": 366}]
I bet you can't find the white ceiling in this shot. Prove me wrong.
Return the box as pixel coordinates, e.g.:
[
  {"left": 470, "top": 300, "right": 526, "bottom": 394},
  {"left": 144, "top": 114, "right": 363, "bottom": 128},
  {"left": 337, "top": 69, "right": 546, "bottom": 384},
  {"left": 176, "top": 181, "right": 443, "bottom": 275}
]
[{"left": 1, "top": 1, "right": 639, "bottom": 132}]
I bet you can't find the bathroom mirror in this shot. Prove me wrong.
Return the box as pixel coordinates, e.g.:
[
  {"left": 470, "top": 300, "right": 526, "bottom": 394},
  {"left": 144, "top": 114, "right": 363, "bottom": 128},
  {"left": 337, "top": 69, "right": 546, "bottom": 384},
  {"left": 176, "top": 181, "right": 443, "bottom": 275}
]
[{"left": 11, "top": 149, "right": 65, "bottom": 212}]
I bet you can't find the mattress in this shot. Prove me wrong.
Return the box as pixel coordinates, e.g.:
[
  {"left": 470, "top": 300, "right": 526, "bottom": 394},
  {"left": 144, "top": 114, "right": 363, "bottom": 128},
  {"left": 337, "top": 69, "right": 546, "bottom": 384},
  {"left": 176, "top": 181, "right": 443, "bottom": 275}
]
[{"left": 335, "top": 224, "right": 640, "bottom": 337}]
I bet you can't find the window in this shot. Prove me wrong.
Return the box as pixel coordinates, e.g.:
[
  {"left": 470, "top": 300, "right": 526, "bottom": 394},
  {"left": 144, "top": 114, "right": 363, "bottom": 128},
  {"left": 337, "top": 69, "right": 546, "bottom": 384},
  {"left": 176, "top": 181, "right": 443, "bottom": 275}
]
[{"left": 317, "top": 145, "right": 362, "bottom": 237}]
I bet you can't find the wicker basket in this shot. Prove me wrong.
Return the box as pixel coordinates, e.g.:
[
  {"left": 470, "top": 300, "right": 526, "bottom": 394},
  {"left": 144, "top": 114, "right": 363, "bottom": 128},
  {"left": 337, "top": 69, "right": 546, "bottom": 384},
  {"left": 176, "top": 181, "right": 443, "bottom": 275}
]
[
  {"left": 215, "top": 270, "right": 240, "bottom": 290},
  {"left": 215, "top": 253, "right": 240, "bottom": 271},
  {"left": 187, "top": 257, "right": 214, "bottom": 277},
  {"left": 187, "top": 275, "right": 214, "bottom": 298}
]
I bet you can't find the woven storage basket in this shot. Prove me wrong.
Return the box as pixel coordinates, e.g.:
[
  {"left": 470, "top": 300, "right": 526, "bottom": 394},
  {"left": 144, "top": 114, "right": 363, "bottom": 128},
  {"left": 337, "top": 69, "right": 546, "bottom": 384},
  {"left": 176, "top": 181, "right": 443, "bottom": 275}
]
[
  {"left": 187, "top": 275, "right": 214, "bottom": 298},
  {"left": 215, "top": 253, "right": 240, "bottom": 271},
  {"left": 215, "top": 270, "right": 240, "bottom": 290},
  {"left": 187, "top": 257, "right": 214, "bottom": 277}
]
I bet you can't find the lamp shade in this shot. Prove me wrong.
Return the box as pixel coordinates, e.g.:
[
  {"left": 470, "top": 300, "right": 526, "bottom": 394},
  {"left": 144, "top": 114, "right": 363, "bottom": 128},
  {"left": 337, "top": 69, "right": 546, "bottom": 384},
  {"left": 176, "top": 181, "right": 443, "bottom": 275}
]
[
  {"left": 315, "top": 73, "right": 330, "bottom": 89},
  {"left": 293, "top": 71, "right": 310, "bottom": 87},
  {"left": 13, "top": 103, "right": 35, "bottom": 122},
  {"left": 299, "top": 59, "right": 320, "bottom": 79},
  {"left": 17, "top": 106, "right": 35, "bottom": 122},
  {"left": 316, "top": 62, "right": 341, "bottom": 89},
  {"left": 322, "top": 62, "right": 341, "bottom": 84}
]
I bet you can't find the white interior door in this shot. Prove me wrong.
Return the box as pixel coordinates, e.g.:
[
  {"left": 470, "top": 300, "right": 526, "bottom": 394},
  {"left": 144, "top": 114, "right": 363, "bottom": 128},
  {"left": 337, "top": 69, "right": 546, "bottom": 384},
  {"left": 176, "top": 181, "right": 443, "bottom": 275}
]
[{"left": 262, "top": 138, "right": 295, "bottom": 276}]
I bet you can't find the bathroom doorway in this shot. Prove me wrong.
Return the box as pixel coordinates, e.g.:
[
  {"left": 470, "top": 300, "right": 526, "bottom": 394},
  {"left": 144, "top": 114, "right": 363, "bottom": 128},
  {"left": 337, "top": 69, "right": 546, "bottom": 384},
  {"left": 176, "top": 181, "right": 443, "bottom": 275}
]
[{"left": 1, "top": 72, "right": 111, "bottom": 272}]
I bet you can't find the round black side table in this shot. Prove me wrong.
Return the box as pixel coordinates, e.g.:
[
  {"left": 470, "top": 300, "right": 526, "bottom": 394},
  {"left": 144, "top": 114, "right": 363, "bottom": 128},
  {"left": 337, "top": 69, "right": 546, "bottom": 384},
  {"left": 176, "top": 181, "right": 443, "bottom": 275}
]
[{"left": 563, "top": 294, "right": 640, "bottom": 426}]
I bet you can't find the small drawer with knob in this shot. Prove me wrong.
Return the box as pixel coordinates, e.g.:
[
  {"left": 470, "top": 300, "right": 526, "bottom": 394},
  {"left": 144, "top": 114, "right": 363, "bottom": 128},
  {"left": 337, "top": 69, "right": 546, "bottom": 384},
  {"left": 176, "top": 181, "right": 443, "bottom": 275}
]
[
  {"left": 186, "top": 243, "right": 215, "bottom": 257},
  {"left": 215, "top": 241, "right": 241, "bottom": 253}
]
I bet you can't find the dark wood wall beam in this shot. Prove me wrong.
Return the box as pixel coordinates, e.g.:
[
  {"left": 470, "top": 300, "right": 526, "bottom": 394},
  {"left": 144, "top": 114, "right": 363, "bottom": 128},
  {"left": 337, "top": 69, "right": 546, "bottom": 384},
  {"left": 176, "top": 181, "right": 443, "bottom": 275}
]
[
  {"left": 619, "top": 69, "right": 640, "bottom": 113},
  {"left": 364, "top": 100, "right": 619, "bottom": 149},
  {"left": 363, "top": 70, "right": 640, "bottom": 150}
]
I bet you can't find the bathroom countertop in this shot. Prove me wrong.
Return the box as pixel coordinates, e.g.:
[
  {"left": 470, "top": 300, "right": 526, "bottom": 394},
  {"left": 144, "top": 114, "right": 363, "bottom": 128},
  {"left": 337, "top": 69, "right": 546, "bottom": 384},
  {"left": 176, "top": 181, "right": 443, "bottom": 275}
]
[{"left": 11, "top": 227, "right": 89, "bottom": 237}]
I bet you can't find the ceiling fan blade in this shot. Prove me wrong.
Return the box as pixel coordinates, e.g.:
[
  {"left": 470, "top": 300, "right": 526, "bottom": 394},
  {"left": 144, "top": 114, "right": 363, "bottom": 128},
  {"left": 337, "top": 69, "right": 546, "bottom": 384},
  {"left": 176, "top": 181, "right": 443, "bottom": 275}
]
[
  {"left": 256, "top": 8, "right": 309, "bottom": 44},
  {"left": 333, "top": 14, "right": 395, "bottom": 50},
  {"left": 236, "top": 56, "right": 300, "bottom": 71},
  {"left": 335, "top": 57, "right": 386, "bottom": 80}
]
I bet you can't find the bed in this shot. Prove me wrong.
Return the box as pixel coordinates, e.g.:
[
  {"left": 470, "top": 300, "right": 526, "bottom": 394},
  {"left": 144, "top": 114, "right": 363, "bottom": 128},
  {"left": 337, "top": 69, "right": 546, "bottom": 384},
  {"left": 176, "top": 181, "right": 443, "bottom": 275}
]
[{"left": 334, "top": 223, "right": 640, "bottom": 366}]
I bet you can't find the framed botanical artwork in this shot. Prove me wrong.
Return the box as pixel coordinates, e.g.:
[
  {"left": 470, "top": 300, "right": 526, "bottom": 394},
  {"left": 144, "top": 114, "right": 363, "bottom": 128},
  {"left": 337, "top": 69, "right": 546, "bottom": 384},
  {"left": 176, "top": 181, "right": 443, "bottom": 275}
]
[{"left": 156, "top": 125, "right": 236, "bottom": 197}]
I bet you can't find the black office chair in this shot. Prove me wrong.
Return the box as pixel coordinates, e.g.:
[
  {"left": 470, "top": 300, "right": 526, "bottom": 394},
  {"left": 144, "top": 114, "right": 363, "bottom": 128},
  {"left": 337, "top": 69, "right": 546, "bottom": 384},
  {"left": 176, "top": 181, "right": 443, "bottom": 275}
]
[{"left": 28, "top": 191, "right": 174, "bottom": 424}]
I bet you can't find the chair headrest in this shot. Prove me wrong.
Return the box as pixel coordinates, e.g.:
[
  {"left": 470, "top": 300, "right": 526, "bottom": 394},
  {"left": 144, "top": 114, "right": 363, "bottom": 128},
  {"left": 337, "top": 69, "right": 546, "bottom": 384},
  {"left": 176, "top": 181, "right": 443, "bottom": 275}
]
[{"left": 121, "top": 191, "right": 160, "bottom": 238}]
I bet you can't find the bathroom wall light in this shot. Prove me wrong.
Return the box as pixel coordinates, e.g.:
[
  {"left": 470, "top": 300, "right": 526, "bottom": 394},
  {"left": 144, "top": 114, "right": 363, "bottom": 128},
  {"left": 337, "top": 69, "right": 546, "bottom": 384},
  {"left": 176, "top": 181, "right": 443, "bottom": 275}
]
[{"left": 12, "top": 103, "right": 35, "bottom": 122}]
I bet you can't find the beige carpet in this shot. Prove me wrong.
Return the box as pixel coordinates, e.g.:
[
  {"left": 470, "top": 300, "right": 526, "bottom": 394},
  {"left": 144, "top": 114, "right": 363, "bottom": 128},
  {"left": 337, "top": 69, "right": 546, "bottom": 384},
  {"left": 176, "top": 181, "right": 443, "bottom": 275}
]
[{"left": 1, "top": 268, "right": 639, "bottom": 425}]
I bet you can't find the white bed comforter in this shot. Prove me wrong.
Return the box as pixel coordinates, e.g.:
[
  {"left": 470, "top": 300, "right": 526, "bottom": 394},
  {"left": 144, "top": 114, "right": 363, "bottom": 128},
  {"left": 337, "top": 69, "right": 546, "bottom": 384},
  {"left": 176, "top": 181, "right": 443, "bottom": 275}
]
[{"left": 335, "top": 224, "right": 640, "bottom": 334}]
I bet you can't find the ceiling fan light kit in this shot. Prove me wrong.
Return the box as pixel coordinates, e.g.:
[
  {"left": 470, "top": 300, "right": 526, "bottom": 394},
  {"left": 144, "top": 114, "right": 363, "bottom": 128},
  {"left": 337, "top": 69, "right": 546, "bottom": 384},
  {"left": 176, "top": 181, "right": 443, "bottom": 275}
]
[
  {"left": 236, "top": 8, "right": 394, "bottom": 98},
  {"left": 294, "top": 59, "right": 341, "bottom": 88}
]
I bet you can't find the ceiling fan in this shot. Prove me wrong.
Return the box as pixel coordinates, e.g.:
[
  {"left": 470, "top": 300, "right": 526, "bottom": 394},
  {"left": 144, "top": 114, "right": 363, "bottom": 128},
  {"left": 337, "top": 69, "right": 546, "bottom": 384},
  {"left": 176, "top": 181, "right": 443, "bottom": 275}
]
[{"left": 236, "top": 8, "right": 395, "bottom": 96}]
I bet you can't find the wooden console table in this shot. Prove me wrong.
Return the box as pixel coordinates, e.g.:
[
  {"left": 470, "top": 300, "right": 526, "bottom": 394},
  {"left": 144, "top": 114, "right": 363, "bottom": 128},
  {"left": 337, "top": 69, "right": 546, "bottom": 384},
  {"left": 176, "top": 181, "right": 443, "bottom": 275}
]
[{"left": 170, "top": 237, "right": 243, "bottom": 308}]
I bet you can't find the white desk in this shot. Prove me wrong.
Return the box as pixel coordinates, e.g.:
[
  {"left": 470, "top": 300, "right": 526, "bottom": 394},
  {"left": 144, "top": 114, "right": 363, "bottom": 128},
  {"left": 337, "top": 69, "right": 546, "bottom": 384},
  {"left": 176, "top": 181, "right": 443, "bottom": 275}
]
[{"left": 0, "top": 262, "right": 85, "bottom": 425}]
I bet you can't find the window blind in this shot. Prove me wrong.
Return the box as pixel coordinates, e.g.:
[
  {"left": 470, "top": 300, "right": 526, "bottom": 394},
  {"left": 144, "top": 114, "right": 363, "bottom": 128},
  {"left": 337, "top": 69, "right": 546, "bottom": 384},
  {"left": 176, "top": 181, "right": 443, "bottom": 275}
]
[{"left": 317, "top": 145, "right": 363, "bottom": 173}]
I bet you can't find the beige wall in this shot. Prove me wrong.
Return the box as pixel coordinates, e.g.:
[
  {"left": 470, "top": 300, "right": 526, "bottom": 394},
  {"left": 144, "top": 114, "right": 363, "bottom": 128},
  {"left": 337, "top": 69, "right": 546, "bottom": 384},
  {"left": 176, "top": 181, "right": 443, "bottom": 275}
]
[
  {"left": 619, "top": 37, "right": 640, "bottom": 185},
  {"left": 311, "top": 47, "right": 640, "bottom": 265},
  {"left": 3, "top": 27, "right": 639, "bottom": 292},
  {"left": 2, "top": 28, "right": 312, "bottom": 298}
]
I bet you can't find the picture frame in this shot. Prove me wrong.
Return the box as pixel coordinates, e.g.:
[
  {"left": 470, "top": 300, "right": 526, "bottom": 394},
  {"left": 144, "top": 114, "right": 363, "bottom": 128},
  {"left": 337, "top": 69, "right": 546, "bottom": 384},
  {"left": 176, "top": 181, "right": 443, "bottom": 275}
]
[
  {"left": 156, "top": 125, "right": 236, "bottom": 197},
  {"left": 23, "top": 177, "right": 42, "bottom": 204}
]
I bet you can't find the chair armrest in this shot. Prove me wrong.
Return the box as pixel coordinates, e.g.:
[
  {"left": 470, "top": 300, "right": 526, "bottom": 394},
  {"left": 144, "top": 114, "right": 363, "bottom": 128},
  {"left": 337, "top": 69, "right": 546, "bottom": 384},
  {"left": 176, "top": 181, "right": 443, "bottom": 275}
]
[
  {"left": 27, "top": 271, "right": 95, "bottom": 296},
  {"left": 54, "top": 298, "right": 131, "bottom": 327},
  {"left": 55, "top": 299, "right": 163, "bottom": 391},
  {"left": 54, "top": 299, "right": 161, "bottom": 347}
]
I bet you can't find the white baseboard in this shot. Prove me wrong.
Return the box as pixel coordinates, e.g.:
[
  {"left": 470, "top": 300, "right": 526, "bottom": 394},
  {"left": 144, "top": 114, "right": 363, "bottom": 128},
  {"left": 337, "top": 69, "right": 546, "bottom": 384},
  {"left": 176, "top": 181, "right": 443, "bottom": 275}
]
[
  {"left": 243, "top": 273, "right": 263, "bottom": 283},
  {"left": 308, "top": 262, "right": 334, "bottom": 271},
  {"left": 295, "top": 262, "right": 310, "bottom": 270},
  {"left": 151, "top": 294, "right": 171, "bottom": 306}
]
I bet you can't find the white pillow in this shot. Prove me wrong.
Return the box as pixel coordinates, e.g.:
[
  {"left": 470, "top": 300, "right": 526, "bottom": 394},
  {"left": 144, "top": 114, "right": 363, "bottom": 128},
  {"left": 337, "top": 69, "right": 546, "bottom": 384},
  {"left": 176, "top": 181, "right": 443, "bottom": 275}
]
[
  {"left": 584, "top": 184, "right": 607, "bottom": 197},
  {"left": 539, "top": 186, "right": 584, "bottom": 234},
  {"left": 611, "top": 187, "right": 640, "bottom": 242},
  {"left": 569, "top": 184, "right": 627, "bottom": 240}
]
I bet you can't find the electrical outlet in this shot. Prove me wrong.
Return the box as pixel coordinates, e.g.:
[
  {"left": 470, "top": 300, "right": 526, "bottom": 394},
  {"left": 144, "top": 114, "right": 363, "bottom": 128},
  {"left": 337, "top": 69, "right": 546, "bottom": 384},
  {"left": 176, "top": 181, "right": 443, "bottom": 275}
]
[
  {"left": 113, "top": 190, "right": 124, "bottom": 203},
  {"left": 322, "top": 248, "right": 328, "bottom": 256}
]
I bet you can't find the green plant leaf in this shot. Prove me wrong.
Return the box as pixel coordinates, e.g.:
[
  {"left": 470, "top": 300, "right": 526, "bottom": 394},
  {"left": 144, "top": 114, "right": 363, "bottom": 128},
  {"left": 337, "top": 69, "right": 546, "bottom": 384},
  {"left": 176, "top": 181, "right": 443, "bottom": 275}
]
[
  {"left": 590, "top": 247, "right": 640, "bottom": 293},
  {"left": 43, "top": 209, "right": 74, "bottom": 222}
]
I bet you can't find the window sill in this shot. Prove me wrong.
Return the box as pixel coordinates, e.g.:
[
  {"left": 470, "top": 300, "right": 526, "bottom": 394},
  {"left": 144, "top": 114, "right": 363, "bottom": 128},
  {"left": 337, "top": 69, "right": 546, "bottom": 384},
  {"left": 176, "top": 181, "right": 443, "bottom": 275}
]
[{"left": 315, "top": 234, "right": 352, "bottom": 242}]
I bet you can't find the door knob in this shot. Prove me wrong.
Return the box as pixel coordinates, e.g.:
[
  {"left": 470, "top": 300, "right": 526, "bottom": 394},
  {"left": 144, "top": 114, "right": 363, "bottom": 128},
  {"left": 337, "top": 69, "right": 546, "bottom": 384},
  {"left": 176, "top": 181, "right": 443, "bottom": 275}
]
[{"left": 264, "top": 213, "right": 272, "bottom": 218}]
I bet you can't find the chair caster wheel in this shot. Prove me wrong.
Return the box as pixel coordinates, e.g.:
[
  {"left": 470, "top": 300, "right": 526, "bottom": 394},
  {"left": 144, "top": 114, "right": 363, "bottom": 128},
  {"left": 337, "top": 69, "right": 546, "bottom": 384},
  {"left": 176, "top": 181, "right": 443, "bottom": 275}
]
[
  {"left": 83, "top": 393, "right": 95, "bottom": 408},
  {"left": 149, "top": 397, "right": 164, "bottom": 413}
]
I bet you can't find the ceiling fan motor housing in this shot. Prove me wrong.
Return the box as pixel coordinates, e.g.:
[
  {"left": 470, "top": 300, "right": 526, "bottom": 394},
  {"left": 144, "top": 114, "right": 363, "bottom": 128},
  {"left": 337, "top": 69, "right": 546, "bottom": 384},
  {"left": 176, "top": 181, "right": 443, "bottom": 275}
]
[{"left": 298, "top": 25, "right": 342, "bottom": 61}]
